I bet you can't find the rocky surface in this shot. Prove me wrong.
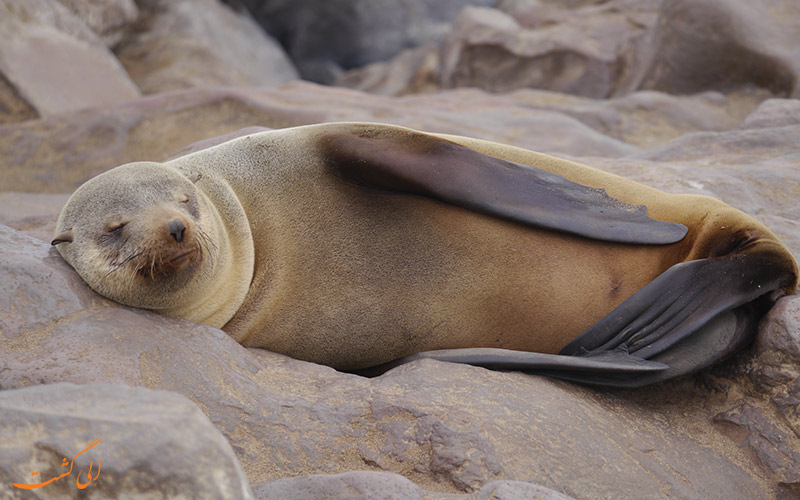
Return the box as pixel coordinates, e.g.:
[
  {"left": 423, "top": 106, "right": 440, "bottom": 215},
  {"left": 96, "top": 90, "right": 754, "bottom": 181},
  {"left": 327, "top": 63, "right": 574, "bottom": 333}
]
[
  {"left": 1, "top": 1, "right": 799, "bottom": 499},
  {"left": 252, "top": 472, "right": 577, "bottom": 500},
  {"left": 0, "top": 383, "right": 253, "bottom": 499}
]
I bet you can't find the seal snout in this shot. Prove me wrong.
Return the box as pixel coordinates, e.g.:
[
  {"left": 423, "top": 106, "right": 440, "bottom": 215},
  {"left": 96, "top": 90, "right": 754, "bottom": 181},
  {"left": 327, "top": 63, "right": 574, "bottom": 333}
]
[{"left": 168, "top": 219, "right": 186, "bottom": 242}]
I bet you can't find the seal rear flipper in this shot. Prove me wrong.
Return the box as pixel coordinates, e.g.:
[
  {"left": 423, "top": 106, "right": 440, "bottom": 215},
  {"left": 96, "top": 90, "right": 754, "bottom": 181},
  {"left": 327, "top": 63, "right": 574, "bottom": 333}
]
[
  {"left": 555, "top": 251, "right": 792, "bottom": 386},
  {"left": 322, "top": 130, "right": 687, "bottom": 245},
  {"left": 388, "top": 347, "right": 668, "bottom": 373},
  {"left": 545, "top": 307, "right": 756, "bottom": 387}
]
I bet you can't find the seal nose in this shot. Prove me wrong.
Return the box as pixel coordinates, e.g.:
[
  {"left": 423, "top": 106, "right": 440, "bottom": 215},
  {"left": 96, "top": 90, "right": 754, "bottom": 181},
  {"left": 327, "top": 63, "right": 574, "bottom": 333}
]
[{"left": 168, "top": 219, "right": 186, "bottom": 242}]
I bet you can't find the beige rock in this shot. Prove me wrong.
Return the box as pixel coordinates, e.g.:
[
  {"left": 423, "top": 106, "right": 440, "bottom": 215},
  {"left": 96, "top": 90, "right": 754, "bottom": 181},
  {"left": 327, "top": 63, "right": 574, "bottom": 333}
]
[
  {"left": 56, "top": 0, "right": 138, "bottom": 47},
  {"left": 0, "top": 72, "right": 37, "bottom": 125},
  {"left": 0, "top": 0, "right": 140, "bottom": 119},
  {"left": 114, "top": 0, "right": 298, "bottom": 94},
  {"left": 0, "top": 383, "right": 254, "bottom": 499}
]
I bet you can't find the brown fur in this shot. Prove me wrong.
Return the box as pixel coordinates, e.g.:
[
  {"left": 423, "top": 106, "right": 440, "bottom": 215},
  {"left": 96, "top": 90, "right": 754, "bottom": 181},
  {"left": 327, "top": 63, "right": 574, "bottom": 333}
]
[{"left": 53, "top": 123, "right": 799, "bottom": 370}]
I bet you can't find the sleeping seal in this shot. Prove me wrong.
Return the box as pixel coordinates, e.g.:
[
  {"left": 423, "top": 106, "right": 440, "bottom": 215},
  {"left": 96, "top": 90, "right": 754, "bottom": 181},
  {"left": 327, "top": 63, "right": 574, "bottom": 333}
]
[{"left": 51, "top": 122, "right": 798, "bottom": 387}]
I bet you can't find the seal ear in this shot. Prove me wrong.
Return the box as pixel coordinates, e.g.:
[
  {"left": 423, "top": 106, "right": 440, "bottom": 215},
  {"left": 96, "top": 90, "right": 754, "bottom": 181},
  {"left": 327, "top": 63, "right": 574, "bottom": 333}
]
[
  {"left": 187, "top": 172, "right": 203, "bottom": 184},
  {"left": 51, "top": 230, "right": 74, "bottom": 246}
]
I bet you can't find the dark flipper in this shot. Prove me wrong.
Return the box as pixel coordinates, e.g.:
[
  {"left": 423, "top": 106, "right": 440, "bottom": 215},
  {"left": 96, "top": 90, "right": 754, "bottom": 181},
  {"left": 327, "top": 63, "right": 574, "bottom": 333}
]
[
  {"left": 322, "top": 130, "right": 687, "bottom": 244},
  {"left": 375, "top": 252, "right": 787, "bottom": 387}
]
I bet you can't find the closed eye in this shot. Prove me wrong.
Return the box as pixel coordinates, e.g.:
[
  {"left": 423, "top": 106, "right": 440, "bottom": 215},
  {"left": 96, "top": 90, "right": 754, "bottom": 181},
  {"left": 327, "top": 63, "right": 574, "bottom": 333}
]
[
  {"left": 181, "top": 197, "right": 200, "bottom": 218},
  {"left": 107, "top": 223, "right": 126, "bottom": 235}
]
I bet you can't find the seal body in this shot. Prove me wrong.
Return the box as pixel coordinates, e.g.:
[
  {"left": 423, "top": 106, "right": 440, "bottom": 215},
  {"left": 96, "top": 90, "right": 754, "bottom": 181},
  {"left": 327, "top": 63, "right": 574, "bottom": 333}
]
[{"left": 53, "top": 123, "right": 798, "bottom": 386}]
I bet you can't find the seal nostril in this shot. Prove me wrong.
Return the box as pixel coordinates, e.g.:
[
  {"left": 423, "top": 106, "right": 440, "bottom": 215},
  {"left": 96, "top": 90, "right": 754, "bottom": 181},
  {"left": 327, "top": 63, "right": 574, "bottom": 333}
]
[{"left": 168, "top": 219, "right": 186, "bottom": 242}]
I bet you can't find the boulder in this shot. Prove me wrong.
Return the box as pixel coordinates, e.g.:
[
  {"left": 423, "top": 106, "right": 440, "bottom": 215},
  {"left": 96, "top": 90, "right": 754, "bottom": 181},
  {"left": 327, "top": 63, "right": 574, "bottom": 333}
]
[
  {"left": 338, "top": 0, "right": 661, "bottom": 97},
  {"left": 114, "top": 0, "right": 298, "bottom": 94},
  {"left": 0, "top": 0, "right": 140, "bottom": 121},
  {"left": 0, "top": 383, "right": 253, "bottom": 499},
  {"left": 236, "top": 0, "right": 495, "bottom": 84},
  {"left": 338, "top": 0, "right": 800, "bottom": 101},
  {"left": 620, "top": 0, "right": 800, "bottom": 97},
  {"left": 437, "top": 5, "right": 642, "bottom": 97}
]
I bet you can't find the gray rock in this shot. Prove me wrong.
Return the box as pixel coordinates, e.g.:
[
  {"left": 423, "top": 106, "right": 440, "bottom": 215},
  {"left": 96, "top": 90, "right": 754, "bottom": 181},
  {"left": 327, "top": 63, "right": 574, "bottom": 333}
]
[
  {"left": 0, "top": 383, "right": 253, "bottom": 499},
  {"left": 114, "top": 0, "right": 298, "bottom": 94},
  {"left": 0, "top": 192, "right": 69, "bottom": 242},
  {"left": 621, "top": 0, "right": 800, "bottom": 97},
  {"left": 339, "top": 0, "right": 660, "bottom": 98},
  {"left": 237, "top": 0, "right": 495, "bottom": 84},
  {"left": 0, "top": 0, "right": 140, "bottom": 119}
]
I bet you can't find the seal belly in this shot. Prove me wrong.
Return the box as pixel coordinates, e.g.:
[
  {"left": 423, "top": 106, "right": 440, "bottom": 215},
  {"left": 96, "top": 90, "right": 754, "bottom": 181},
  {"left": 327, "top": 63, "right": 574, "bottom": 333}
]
[{"left": 230, "top": 177, "right": 673, "bottom": 370}]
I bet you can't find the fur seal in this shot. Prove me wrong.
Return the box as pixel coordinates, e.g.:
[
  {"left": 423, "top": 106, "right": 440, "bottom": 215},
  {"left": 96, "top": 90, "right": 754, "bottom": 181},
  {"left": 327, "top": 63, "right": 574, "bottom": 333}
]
[{"left": 52, "top": 122, "right": 798, "bottom": 387}]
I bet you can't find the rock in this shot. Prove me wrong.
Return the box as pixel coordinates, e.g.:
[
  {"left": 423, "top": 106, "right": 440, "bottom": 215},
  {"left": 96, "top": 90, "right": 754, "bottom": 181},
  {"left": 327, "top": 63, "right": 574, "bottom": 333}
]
[
  {"left": 621, "top": 0, "right": 800, "bottom": 97},
  {"left": 740, "top": 98, "right": 800, "bottom": 129},
  {"left": 114, "top": 0, "right": 298, "bottom": 94},
  {"left": 0, "top": 192, "right": 69, "bottom": 241},
  {"left": 252, "top": 471, "right": 577, "bottom": 500},
  {"left": 437, "top": 5, "right": 645, "bottom": 97},
  {"left": 338, "top": 0, "right": 661, "bottom": 98},
  {"left": 339, "top": 0, "right": 800, "bottom": 101},
  {"left": 0, "top": 84, "right": 788, "bottom": 194},
  {"left": 335, "top": 43, "right": 442, "bottom": 96},
  {"left": 739, "top": 295, "right": 800, "bottom": 495},
  {"left": 0, "top": 223, "right": 786, "bottom": 499},
  {"left": 56, "top": 0, "right": 139, "bottom": 47},
  {"left": 0, "top": 0, "right": 140, "bottom": 120},
  {"left": 237, "top": 0, "right": 495, "bottom": 84},
  {"left": 0, "top": 383, "right": 253, "bottom": 499},
  {"left": 713, "top": 404, "right": 800, "bottom": 500},
  {"left": 0, "top": 83, "right": 645, "bottom": 194}
]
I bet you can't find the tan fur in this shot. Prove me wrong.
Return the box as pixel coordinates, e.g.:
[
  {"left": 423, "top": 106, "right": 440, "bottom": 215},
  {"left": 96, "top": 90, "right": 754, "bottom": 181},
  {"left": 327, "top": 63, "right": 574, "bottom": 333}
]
[{"left": 53, "top": 123, "right": 799, "bottom": 370}]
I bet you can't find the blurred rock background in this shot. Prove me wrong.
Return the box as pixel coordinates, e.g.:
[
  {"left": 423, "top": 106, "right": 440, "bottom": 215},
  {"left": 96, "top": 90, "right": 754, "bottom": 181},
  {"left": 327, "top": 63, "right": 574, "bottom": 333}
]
[{"left": 1, "top": 1, "right": 800, "bottom": 499}]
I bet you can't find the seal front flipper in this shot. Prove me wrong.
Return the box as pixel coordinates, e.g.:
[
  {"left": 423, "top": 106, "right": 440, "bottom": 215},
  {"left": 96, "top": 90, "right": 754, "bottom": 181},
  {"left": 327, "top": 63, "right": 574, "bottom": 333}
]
[{"left": 322, "top": 129, "right": 687, "bottom": 244}]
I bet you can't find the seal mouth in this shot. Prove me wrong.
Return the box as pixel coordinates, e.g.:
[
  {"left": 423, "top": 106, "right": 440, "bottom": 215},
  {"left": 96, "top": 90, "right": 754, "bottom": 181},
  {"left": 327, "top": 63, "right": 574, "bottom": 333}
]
[{"left": 169, "top": 248, "right": 198, "bottom": 265}]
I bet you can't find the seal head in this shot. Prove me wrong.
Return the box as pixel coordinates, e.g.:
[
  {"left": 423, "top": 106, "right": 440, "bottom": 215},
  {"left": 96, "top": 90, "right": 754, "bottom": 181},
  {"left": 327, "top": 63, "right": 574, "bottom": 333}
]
[{"left": 52, "top": 161, "right": 253, "bottom": 327}]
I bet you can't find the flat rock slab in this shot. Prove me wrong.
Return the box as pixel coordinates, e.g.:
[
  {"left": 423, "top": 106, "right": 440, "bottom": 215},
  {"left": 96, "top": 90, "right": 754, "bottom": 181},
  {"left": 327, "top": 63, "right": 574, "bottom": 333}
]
[
  {"left": 0, "top": 224, "right": 786, "bottom": 499},
  {"left": 0, "top": 383, "right": 253, "bottom": 499},
  {"left": 0, "top": 0, "right": 140, "bottom": 117}
]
